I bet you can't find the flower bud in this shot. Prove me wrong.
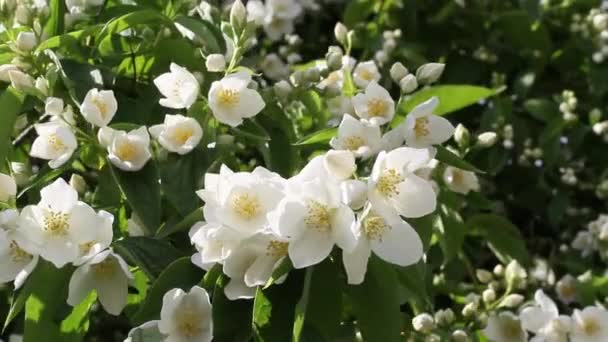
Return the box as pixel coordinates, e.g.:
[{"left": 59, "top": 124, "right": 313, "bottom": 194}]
[
  {"left": 326, "top": 51, "right": 343, "bottom": 71},
  {"left": 69, "top": 174, "right": 87, "bottom": 195},
  {"left": 451, "top": 330, "right": 468, "bottom": 342},
  {"left": 217, "top": 134, "right": 235, "bottom": 145},
  {"left": 9, "top": 70, "right": 34, "bottom": 91},
  {"left": 482, "top": 288, "right": 496, "bottom": 304},
  {"left": 434, "top": 309, "right": 455, "bottom": 326},
  {"left": 273, "top": 80, "right": 292, "bottom": 99},
  {"left": 334, "top": 22, "right": 348, "bottom": 45},
  {"left": 412, "top": 313, "right": 435, "bottom": 333},
  {"left": 289, "top": 70, "right": 306, "bottom": 87},
  {"left": 476, "top": 269, "right": 493, "bottom": 283},
  {"left": 10, "top": 162, "right": 30, "bottom": 186},
  {"left": 304, "top": 68, "right": 320, "bottom": 83},
  {"left": 476, "top": 132, "right": 498, "bottom": 148},
  {"left": 35, "top": 76, "right": 48, "bottom": 96},
  {"left": 462, "top": 302, "right": 478, "bottom": 317},
  {"left": 493, "top": 264, "right": 504, "bottom": 277},
  {"left": 505, "top": 260, "right": 527, "bottom": 287},
  {"left": 416, "top": 63, "right": 445, "bottom": 85},
  {"left": 205, "top": 54, "right": 226, "bottom": 72},
  {"left": 454, "top": 124, "right": 470, "bottom": 148},
  {"left": 500, "top": 294, "right": 524, "bottom": 308},
  {"left": 390, "top": 62, "right": 409, "bottom": 84},
  {"left": 16, "top": 31, "right": 37, "bottom": 52},
  {"left": 399, "top": 74, "right": 418, "bottom": 93},
  {"left": 45, "top": 97, "right": 64, "bottom": 116},
  {"left": 229, "top": 0, "right": 247, "bottom": 34}
]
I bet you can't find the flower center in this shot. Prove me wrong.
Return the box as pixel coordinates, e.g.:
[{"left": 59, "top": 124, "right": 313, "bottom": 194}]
[
  {"left": 172, "top": 126, "right": 194, "bottom": 145},
  {"left": 79, "top": 241, "right": 95, "bottom": 255},
  {"left": 451, "top": 169, "right": 464, "bottom": 185},
  {"left": 582, "top": 318, "right": 600, "bottom": 336},
  {"left": 218, "top": 88, "right": 239, "bottom": 107},
  {"left": 47, "top": 133, "right": 66, "bottom": 152},
  {"left": 363, "top": 213, "right": 390, "bottom": 241},
  {"left": 502, "top": 320, "right": 523, "bottom": 338},
  {"left": 359, "top": 69, "right": 374, "bottom": 81},
  {"left": 115, "top": 143, "right": 137, "bottom": 161},
  {"left": 232, "top": 193, "right": 261, "bottom": 220},
  {"left": 9, "top": 241, "right": 30, "bottom": 262},
  {"left": 44, "top": 211, "right": 69, "bottom": 236},
  {"left": 344, "top": 136, "right": 365, "bottom": 151},
  {"left": 176, "top": 308, "right": 203, "bottom": 338},
  {"left": 414, "top": 116, "right": 430, "bottom": 138},
  {"left": 304, "top": 200, "right": 331, "bottom": 232},
  {"left": 266, "top": 240, "right": 289, "bottom": 257},
  {"left": 376, "top": 168, "right": 403, "bottom": 197},
  {"left": 92, "top": 97, "right": 109, "bottom": 119},
  {"left": 91, "top": 258, "right": 117, "bottom": 279},
  {"left": 367, "top": 98, "right": 388, "bottom": 117}
]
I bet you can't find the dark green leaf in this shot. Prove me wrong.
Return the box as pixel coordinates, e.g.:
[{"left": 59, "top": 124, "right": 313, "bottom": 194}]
[
  {"left": 0, "top": 88, "right": 25, "bottom": 172},
  {"left": 174, "top": 16, "right": 225, "bottom": 54},
  {"left": 114, "top": 237, "right": 183, "bottom": 280},
  {"left": 44, "top": 0, "right": 66, "bottom": 38},
  {"left": 294, "top": 127, "right": 337, "bottom": 146},
  {"left": 212, "top": 275, "right": 253, "bottom": 342},
  {"left": 467, "top": 214, "right": 530, "bottom": 265},
  {"left": 435, "top": 145, "right": 484, "bottom": 173}
]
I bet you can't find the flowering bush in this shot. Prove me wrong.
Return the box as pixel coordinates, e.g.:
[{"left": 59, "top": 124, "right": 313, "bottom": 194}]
[{"left": 2, "top": 0, "right": 608, "bottom": 341}]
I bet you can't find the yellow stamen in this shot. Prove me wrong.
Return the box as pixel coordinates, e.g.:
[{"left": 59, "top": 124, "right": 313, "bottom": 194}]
[
  {"left": 376, "top": 168, "right": 403, "bottom": 197},
  {"left": 115, "top": 143, "right": 137, "bottom": 161},
  {"left": 176, "top": 308, "right": 203, "bottom": 338},
  {"left": 359, "top": 69, "right": 374, "bottom": 81},
  {"left": 92, "top": 97, "right": 109, "bottom": 119},
  {"left": 343, "top": 136, "right": 365, "bottom": 151},
  {"left": 44, "top": 211, "right": 69, "bottom": 236},
  {"left": 367, "top": 99, "right": 388, "bottom": 117},
  {"left": 266, "top": 240, "right": 289, "bottom": 257},
  {"left": 232, "top": 193, "right": 261, "bottom": 220},
  {"left": 582, "top": 318, "right": 600, "bottom": 336},
  {"left": 218, "top": 88, "right": 239, "bottom": 107},
  {"left": 363, "top": 213, "right": 390, "bottom": 241},
  {"left": 304, "top": 201, "right": 331, "bottom": 232},
  {"left": 414, "top": 116, "right": 430, "bottom": 138},
  {"left": 9, "top": 241, "right": 30, "bottom": 263},
  {"left": 48, "top": 134, "right": 66, "bottom": 152},
  {"left": 173, "top": 126, "right": 194, "bottom": 145},
  {"left": 91, "top": 258, "right": 117, "bottom": 279}
]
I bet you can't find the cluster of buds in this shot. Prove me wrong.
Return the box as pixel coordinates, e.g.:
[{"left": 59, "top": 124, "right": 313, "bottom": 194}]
[
  {"left": 374, "top": 29, "right": 402, "bottom": 65},
  {"left": 559, "top": 90, "right": 578, "bottom": 122}
]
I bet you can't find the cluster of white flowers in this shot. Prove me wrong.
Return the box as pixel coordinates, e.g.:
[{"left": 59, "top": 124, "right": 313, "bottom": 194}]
[
  {"left": 572, "top": 213, "right": 608, "bottom": 258},
  {"left": 485, "top": 290, "right": 608, "bottom": 342},
  {"left": 245, "top": 0, "right": 304, "bottom": 41},
  {"left": 0, "top": 174, "right": 134, "bottom": 315},
  {"left": 559, "top": 89, "right": 578, "bottom": 123},
  {"left": 188, "top": 90, "right": 468, "bottom": 299}
]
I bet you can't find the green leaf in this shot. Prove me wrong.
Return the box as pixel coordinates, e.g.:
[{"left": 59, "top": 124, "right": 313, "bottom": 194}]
[
  {"left": 346, "top": 256, "right": 403, "bottom": 342},
  {"left": 160, "top": 151, "right": 206, "bottom": 216},
  {"left": 304, "top": 259, "right": 343, "bottom": 341},
  {"left": 212, "top": 275, "right": 253, "bottom": 342},
  {"left": 494, "top": 11, "right": 552, "bottom": 55},
  {"left": 396, "top": 261, "right": 430, "bottom": 311},
  {"left": 60, "top": 292, "right": 97, "bottom": 340},
  {"left": 264, "top": 258, "right": 292, "bottom": 289},
  {"left": 24, "top": 261, "right": 73, "bottom": 342},
  {"left": 0, "top": 88, "right": 25, "bottom": 172},
  {"left": 232, "top": 119, "right": 271, "bottom": 143},
  {"left": 294, "top": 127, "right": 337, "bottom": 146},
  {"left": 523, "top": 98, "right": 559, "bottom": 122},
  {"left": 394, "top": 85, "right": 501, "bottom": 124},
  {"left": 114, "top": 237, "right": 183, "bottom": 280},
  {"left": 110, "top": 162, "right": 161, "bottom": 234},
  {"left": 344, "top": 0, "right": 375, "bottom": 26},
  {"left": 257, "top": 102, "right": 300, "bottom": 177},
  {"left": 44, "top": 0, "right": 66, "bottom": 38},
  {"left": 292, "top": 268, "right": 314, "bottom": 342},
  {"left": 97, "top": 9, "right": 169, "bottom": 44},
  {"left": 435, "top": 204, "right": 466, "bottom": 263},
  {"left": 155, "top": 208, "right": 203, "bottom": 238},
  {"left": 467, "top": 214, "right": 530, "bottom": 265},
  {"left": 132, "top": 257, "right": 202, "bottom": 325},
  {"left": 435, "top": 145, "right": 484, "bottom": 173},
  {"left": 253, "top": 271, "right": 304, "bottom": 341},
  {"left": 174, "top": 16, "right": 226, "bottom": 54}
]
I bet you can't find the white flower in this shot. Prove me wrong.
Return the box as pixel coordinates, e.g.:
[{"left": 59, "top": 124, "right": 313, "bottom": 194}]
[
  {"left": 570, "top": 307, "right": 608, "bottom": 342},
  {"left": 327, "top": 95, "right": 354, "bottom": 118},
  {"left": 403, "top": 97, "right": 455, "bottom": 148},
  {"left": 572, "top": 230, "right": 596, "bottom": 256},
  {"left": 295, "top": 151, "right": 356, "bottom": 183},
  {"left": 15, "top": 31, "right": 37, "bottom": 52},
  {"left": 98, "top": 126, "right": 151, "bottom": 172},
  {"left": 266, "top": 0, "right": 302, "bottom": 19},
  {"left": 221, "top": 232, "right": 289, "bottom": 300},
  {"left": 67, "top": 249, "right": 133, "bottom": 315},
  {"left": 158, "top": 286, "right": 213, "bottom": 342},
  {"left": 520, "top": 290, "right": 571, "bottom": 342},
  {"left": 352, "top": 81, "right": 395, "bottom": 126},
  {"left": 0, "top": 173, "right": 17, "bottom": 202},
  {"left": 30, "top": 121, "right": 77, "bottom": 169},
  {"left": 264, "top": 17, "right": 294, "bottom": 41},
  {"left": 74, "top": 209, "right": 113, "bottom": 265},
  {"left": 261, "top": 53, "right": 289, "bottom": 80},
  {"left": 15, "top": 178, "right": 112, "bottom": 268},
  {"left": 0, "top": 209, "right": 38, "bottom": 289},
  {"left": 352, "top": 61, "right": 380, "bottom": 88},
  {"left": 412, "top": 313, "right": 435, "bottom": 333},
  {"left": 343, "top": 203, "right": 423, "bottom": 284},
  {"left": 80, "top": 89, "right": 118, "bottom": 127},
  {"left": 9, "top": 70, "right": 35, "bottom": 91},
  {"left": 154, "top": 63, "right": 199, "bottom": 109},
  {"left": 189, "top": 221, "right": 241, "bottom": 271},
  {"left": 196, "top": 165, "right": 285, "bottom": 238},
  {"left": 555, "top": 274, "right": 577, "bottom": 304},
  {"left": 247, "top": 0, "right": 266, "bottom": 25},
  {"left": 269, "top": 176, "right": 356, "bottom": 269},
  {"left": 317, "top": 70, "right": 344, "bottom": 93},
  {"left": 483, "top": 312, "right": 527, "bottom": 342},
  {"left": 149, "top": 114, "right": 203, "bottom": 155},
  {"left": 208, "top": 71, "right": 265, "bottom": 127},
  {"left": 443, "top": 166, "right": 480, "bottom": 194},
  {"left": 0, "top": 64, "right": 20, "bottom": 82},
  {"left": 368, "top": 147, "right": 437, "bottom": 218},
  {"left": 330, "top": 114, "right": 381, "bottom": 159},
  {"left": 206, "top": 54, "right": 226, "bottom": 72},
  {"left": 45, "top": 97, "right": 64, "bottom": 116}
]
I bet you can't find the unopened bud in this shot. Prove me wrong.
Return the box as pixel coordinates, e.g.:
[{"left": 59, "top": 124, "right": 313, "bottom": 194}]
[
  {"left": 334, "top": 22, "right": 348, "bottom": 45},
  {"left": 412, "top": 313, "right": 435, "bottom": 333},
  {"left": 476, "top": 132, "right": 498, "bottom": 148},
  {"left": 326, "top": 51, "right": 343, "bottom": 71},
  {"left": 505, "top": 260, "right": 527, "bottom": 287},
  {"left": 454, "top": 124, "right": 471, "bottom": 148},
  {"left": 274, "top": 80, "right": 292, "bottom": 99},
  {"left": 434, "top": 309, "right": 455, "bottom": 326},
  {"left": 399, "top": 74, "right": 418, "bottom": 93},
  {"left": 390, "top": 62, "right": 409, "bottom": 83},
  {"left": 305, "top": 68, "right": 320, "bottom": 83},
  {"left": 45, "top": 97, "right": 64, "bottom": 116},
  {"left": 482, "top": 288, "right": 496, "bottom": 304},
  {"left": 205, "top": 54, "right": 226, "bottom": 72},
  {"left": 69, "top": 174, "right": 87, "bottom": 195},
  {"left": 416, "top": 63, "right": 445, "bottom": 85},
  {"left": 499, "top": 294, "right": 524, "bottom": 308},
  {"left": 451, "top": 330, "right": 468, "bottom": 342},
  {"left": 493, "top": 264, "right": 504, "bottom": 277},
  {"left": 16, "top": 31, "right": 37, "bottom": 52},
  {"left": 229, "top": 0, "right": 247, "bottom": 34},
  {"left": 475, "top": 269, "right": 493, "bottom": 283},
  {"left": 462, "top": 302, "right": 478, "bottom": 317}
]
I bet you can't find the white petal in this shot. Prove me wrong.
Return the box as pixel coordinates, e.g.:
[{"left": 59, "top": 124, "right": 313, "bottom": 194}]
[
  {"left": 244, "top": 255, "right": 277, "bottom": 287},
  {"left": 392, "top": 175, "right": 437, "bottom": 218},
  {"left": 370, "top": 217, "right": 423, "bottom": 266},
  {"left": 288, "top": 228, "right": 333, "bottom": 268},
  {"left": 342, "top": 238, "right": 371, "bottom": 285},
  {"left": 330, "top": 205, "right": 357, "bottom": 252},
  {"left": 224, "top": 279, "right": 256, "bottom": 300},
  {"left": 427, "top": 114, "right": 455, "bottom": 145},
  {"left": 39, "top": 178, "right": 78, "bottom": 212},
  {"left": 67, "top": 264, "right": 94, "bottom": 307}
]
